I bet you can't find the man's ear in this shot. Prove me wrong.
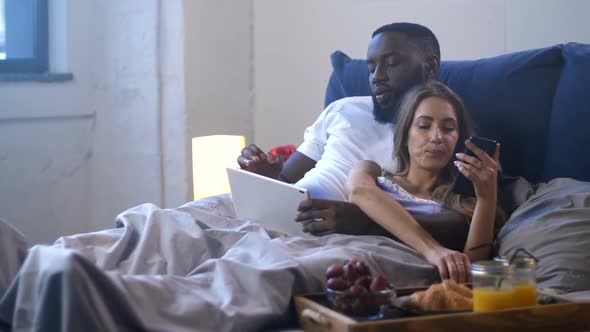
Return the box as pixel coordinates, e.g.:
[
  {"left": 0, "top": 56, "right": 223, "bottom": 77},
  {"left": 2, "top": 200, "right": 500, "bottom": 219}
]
[{"left": 422, "top": 55, "right": 440, "bottom": 80}]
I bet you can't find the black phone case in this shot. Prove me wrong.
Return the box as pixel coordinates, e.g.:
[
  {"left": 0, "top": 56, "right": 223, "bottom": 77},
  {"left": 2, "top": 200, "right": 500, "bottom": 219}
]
[{"left": 452, "top": 136, "right": 497, "bottom": 197}]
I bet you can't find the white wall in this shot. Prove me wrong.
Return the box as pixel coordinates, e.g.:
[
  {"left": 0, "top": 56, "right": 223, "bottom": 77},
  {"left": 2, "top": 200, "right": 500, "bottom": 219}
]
[
  {"left": 161, "top": 1, "right": 190, "bottom": 209},
  {"left": 0, "top": 0, "right": 187, "bottom": 245},
  {"left": 252, "top": 0, "right": 590, "bottom": 149},
  {"left": 183, "top": 0, "right": 254, "bottom": 144},
  {"left": 0, "top": 0, "right": 95, "bottom": 245}
]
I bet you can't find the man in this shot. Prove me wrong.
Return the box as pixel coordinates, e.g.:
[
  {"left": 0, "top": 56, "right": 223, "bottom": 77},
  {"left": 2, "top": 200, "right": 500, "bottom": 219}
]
[{"left": 238, "top": 22, "right": 441, "bottom": 236}]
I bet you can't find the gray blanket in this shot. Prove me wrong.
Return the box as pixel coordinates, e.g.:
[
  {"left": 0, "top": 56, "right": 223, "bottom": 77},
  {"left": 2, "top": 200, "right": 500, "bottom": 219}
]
[
  {"left": 0, "top": 194, "right": 437, "bottom": 332},
  {"left": 3, "top": 177, "right": 589, "bottom": 331}
]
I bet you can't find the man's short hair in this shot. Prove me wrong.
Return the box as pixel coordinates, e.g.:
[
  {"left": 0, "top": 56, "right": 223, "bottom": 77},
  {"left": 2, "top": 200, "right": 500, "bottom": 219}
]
[{"left": 372, "top": 22, "right": 440, "bottom": 60}]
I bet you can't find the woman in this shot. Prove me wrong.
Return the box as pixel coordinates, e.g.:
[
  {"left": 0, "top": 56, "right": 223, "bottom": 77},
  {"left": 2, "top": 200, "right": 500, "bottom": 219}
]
[{"left": 346, "top": 80, "right": 504, "bottom": 283}]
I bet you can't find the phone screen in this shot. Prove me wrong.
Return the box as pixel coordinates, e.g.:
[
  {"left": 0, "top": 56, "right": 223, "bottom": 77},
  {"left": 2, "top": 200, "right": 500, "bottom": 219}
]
[{"left": 452, "top": 136, "right": 497, "bottom": 197}]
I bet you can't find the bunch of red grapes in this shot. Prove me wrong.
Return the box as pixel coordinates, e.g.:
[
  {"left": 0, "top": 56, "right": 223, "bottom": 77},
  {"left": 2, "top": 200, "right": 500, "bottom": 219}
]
[{"left": 326, "top": 257, "right": 392, "bottom": 296}]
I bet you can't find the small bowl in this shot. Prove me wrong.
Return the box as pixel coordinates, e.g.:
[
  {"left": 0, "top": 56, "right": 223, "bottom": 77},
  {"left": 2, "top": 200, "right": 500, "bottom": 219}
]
[{"left": 326, "top": 286, "right": 396, "bottom": 316}]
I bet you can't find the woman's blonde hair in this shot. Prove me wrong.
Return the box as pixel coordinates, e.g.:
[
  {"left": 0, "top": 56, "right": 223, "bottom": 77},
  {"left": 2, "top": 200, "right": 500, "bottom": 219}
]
[{"left": 392, "top": 80, "right": 504, "bottom": 226}]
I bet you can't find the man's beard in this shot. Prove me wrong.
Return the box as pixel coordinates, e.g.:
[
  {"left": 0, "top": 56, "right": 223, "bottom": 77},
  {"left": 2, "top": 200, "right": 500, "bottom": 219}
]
[
  {"left": 372, "top": 94, "right": 402, "bottom": 124},
  {"left": 372, "top": 74, "right": 425, "bottom": 124}
]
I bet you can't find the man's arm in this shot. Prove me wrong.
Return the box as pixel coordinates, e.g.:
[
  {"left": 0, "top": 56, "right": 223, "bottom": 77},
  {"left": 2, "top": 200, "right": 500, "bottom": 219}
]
[
  {"left": 293, "top": 160, "right": 390, "bottom": 236},
  {"left": 238, "top": 146, "right": 317, "bottom": 183},
  {"left": 278, "top": 151, "right": 317, "bottom": 183}
]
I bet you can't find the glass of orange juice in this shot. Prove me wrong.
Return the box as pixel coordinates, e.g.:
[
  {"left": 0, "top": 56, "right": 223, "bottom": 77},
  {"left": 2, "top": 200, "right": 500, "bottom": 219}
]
[
  {"left": 495, "top": 255, "right": 537, "bottom": 308},
  {"left": 472, "top": 261, "right": 516, "bottom": 312}
]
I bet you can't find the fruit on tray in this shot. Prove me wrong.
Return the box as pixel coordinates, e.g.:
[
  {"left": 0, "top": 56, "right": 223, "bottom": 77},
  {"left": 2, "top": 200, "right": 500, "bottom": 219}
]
[{"left": 325, "top": 257, "right": 395, "bottom": 316}]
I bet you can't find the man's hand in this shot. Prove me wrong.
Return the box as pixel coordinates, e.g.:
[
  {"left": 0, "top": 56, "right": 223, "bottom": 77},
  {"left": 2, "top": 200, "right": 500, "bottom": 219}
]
[
  {"left": 295, "top": 199, "right": 384, "bottom": 236},
  {"left": 237, "top": 144, "right": 283, "bottom": 179}
]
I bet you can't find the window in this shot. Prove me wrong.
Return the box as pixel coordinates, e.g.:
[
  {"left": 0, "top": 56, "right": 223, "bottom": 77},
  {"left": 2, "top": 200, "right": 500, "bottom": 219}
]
[{"left": 0, "top": 0, "right": 48, "bottom": 73}]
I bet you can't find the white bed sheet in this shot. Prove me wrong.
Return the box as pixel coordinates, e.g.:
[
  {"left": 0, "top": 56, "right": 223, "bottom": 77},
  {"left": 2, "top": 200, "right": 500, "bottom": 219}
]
[{"left": 0, "top": 194, "right": 438, "bottom": 332}]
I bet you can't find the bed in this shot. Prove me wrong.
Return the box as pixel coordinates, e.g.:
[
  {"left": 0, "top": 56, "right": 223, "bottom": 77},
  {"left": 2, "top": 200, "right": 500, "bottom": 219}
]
[{"left": 1, "top": 43, "right": 590, "bottom": 331}]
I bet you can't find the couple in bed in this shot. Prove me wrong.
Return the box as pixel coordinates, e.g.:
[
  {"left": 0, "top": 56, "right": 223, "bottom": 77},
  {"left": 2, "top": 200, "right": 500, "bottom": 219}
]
[
  {"left": 0, "top": 23, "right": 503, "bottom": 331},
  {"left": 239, "top": 22, "right": 505, "bottom": 283}
]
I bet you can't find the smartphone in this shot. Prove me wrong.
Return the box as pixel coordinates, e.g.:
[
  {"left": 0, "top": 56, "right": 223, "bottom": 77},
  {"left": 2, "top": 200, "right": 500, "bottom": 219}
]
[{"left": 452, "top": 136, "right": 498, "bottom": 197}]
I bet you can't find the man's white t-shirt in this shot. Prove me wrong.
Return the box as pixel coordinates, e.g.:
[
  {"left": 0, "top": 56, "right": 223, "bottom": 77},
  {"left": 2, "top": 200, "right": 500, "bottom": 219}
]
[{"left": 295, "top": 96, "right": 396, "bottom": 200}]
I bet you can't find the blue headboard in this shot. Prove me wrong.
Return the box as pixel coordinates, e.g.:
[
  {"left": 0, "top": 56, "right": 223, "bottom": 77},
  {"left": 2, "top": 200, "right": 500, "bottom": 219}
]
[{"left": 324, "top": 44, "right": 590, "bottom": 183}]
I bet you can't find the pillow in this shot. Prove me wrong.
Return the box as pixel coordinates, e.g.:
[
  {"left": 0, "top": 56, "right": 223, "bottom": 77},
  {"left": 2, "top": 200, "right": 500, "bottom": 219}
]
[
  {"left": 437, "top": 46, "right": 563, "bottom": 183},
  {"left": 324, "top": 51, "right": 371, "bottom": 108},
  {"left": 325, "top": 47, "right": 564, "bottom": 182},
  {"left": 498, "top": 178, "right": 590, "bottom": 293},
  {"left": 544, "top": 43, "right": 590, "bottom": 182}
]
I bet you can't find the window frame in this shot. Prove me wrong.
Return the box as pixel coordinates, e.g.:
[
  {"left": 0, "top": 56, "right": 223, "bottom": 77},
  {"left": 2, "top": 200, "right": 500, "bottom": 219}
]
[{"left": 0, "top": 0, "right": 48, "bottom": 73}]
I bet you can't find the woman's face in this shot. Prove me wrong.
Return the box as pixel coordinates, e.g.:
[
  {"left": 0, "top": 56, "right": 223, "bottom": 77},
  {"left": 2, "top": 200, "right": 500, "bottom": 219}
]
[{"left": 406, "top": 96, "right": 459, "bottom": 173}]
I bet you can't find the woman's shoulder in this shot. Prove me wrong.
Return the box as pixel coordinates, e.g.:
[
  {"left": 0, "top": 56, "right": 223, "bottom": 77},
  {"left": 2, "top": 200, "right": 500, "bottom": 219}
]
[{"left": 377, "top": 176, "right": 442, "bottom": 206}]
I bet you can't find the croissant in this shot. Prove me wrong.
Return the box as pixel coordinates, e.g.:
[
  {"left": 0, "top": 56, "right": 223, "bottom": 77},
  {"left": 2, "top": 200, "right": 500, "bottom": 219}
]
[
  {"left": 442, "top": 279, "right": 472, "bottom": 299},
  {"left": 402, "top": 280, "right": 473, "bottom": 311}
]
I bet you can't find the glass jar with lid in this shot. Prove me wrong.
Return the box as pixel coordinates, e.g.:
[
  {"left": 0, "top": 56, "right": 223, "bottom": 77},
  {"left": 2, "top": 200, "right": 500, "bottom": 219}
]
[
  {"left": 494, "top": 254, "right": 537, "bottom": 308},
  {"left": 471, "top": 260, "right": 515, "bottom": 312}
]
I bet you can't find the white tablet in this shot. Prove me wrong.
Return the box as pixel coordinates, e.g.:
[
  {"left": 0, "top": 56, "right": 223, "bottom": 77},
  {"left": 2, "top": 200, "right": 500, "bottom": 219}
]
[{"left": 226, "top": 167, "right": 309, "bottom": 236}]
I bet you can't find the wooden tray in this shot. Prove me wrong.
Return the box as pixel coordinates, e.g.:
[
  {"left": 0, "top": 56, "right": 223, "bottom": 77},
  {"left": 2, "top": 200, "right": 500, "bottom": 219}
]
[{"left": 294, "top": 285, "right": 590, "bottom": 332}]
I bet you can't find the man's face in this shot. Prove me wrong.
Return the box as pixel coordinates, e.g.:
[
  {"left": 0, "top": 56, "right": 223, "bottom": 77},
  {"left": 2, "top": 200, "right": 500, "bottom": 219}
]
[{"left": 367, "top": 31, "right": 426, "bottom": 123}]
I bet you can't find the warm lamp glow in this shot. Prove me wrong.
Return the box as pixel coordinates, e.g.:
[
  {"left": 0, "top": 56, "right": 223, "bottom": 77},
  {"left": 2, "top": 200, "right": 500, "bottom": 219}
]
[{"left": 192, "top": 135, "right": 246, "bottom": 200}]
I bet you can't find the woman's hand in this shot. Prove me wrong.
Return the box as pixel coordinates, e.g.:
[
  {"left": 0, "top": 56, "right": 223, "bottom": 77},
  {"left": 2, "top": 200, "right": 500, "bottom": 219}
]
[
  {"left": 424, "top": 246, "right": 472, "bottom": 283},
  {"left": 454, "top": 141, "right": 500, "bottom": 201}
]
